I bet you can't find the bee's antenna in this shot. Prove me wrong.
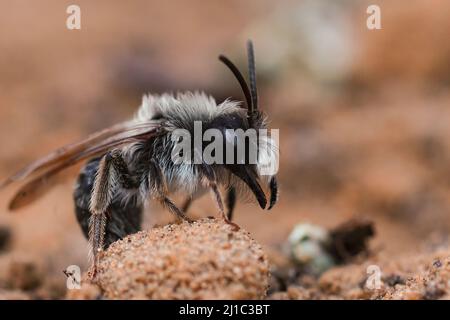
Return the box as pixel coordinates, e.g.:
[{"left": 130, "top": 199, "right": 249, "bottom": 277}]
[
  {"left": 218, "top": 54, "right": 253, "bottom": 114},
  {"left": 247, "top": 40, "right": 258, "bottom": 112}
]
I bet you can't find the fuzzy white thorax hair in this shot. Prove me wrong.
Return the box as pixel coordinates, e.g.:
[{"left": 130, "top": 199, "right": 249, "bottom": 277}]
[{"left": 135, "top": 92, "right": 242, "bottom": 124}]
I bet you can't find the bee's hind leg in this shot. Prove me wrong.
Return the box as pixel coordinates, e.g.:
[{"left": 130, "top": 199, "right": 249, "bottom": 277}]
[
  {"left": 74, "top": 159, "right": 143, "bottom": 250},
  {"left": 74, "top": 150, "right": 142, "bottom": 279}
]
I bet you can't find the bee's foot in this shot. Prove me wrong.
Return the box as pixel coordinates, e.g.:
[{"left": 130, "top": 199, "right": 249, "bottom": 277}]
[
  {"left": 178, "top": 216, "right": 194, "bottom": 224},
  {"left": 223, "top": 218, "right": 240, "bottom": 231},
  {"left": 87, "top": 264, "right": 99, "bottom": 282}
]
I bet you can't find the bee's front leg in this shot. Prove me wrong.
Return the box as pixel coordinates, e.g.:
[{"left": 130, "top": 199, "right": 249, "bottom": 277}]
[
  {"left": 268, "top": 176, "right": 278, "bottom": 210},
  {"left": 203, "top": 166, "right": 239, "bottom": 230},
  {"left": 225, "top": 187, "right": 237, "bottom": 221}
]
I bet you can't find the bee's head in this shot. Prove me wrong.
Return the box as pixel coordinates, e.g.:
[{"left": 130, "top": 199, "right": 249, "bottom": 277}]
[
  {"left": 213, "top": 41, "right": 278, "bottom": 210},
  {"left": 150, "top": 41, "right": 278, "bottom": 211}
]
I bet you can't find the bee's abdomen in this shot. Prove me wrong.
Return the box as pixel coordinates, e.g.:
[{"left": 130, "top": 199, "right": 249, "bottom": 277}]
[{"left": 73, "top": 157, "right": 143, "bottom": 249}]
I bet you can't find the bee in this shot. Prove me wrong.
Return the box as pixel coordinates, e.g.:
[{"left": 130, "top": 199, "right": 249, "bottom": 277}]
[{"left": 0, "top": 41, "right": 279, "bottom": 275}]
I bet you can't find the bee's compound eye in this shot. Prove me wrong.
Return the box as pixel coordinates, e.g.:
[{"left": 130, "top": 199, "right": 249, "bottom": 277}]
[
  {"left": 301, "top": 235, "right": 311, "bottom": 242},
  {"left": 151, "top": 113, "right": 163, "bottom": 120}
]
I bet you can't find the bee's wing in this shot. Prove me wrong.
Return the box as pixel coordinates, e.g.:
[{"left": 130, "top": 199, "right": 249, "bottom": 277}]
[{"left": 1, "top": 120, "right": 164, "bottom": 211}]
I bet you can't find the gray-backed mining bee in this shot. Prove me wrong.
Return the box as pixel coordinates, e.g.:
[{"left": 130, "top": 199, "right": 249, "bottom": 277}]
[{"left": 0, "top": 41, "right": 279, "bottom": 275}]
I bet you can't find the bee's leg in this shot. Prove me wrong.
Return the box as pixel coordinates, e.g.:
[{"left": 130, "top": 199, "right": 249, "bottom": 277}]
[
  {"left": 210, "top": 181, "right": 240, "bottom": 230},
  {"left": 181, "top": 197, "right": 193, "bottom": 212},
  {"left": 88, "top": 212, "right": 106, "bottom": 278},
  {"left": 268, "top": 176, "right": 279, "bottom": 210},
  {"left": 203, "top": 167, "right": 239, "bottom": 230},
  {"left": 225, "top": 187, "right": 237, "bottom": 221},
  {"left": 148, "top": 160, "right": 192, "bottom": 222},
  {"left": 86, "top": 150, "right": 139, "bottom": 278},
  {"left": 161, "top": 196, "right": 193, "bottom": 223},
  {"left": 74, "top": 158, "right": 142, "bottom": 251},
  {"left": 181, "top": 188, "right": 207, "bottom": 213}
]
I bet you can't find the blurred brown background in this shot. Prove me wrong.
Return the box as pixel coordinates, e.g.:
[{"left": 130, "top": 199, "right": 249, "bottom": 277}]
[{"left": 0, "top": 0, "right": 449, "bottom": 296}]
